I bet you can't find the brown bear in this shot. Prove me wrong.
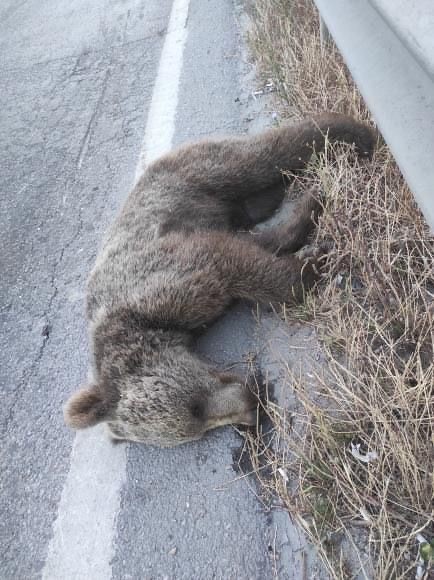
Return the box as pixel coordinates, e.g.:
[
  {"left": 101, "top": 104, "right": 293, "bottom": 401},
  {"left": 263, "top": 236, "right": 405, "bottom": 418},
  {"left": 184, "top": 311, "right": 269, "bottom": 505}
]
[{"left": 64, "top": 113, "right": 375, "bottom": 446}]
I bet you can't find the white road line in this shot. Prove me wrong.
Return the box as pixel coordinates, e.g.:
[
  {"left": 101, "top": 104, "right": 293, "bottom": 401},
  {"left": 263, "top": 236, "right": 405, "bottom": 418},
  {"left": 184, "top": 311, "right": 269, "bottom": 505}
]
[
  {"left": 42, "top": 427, "right": 127, "bottom": 580},
  {"left": 135, "top": 0, "right": 190, "bottom": 181},
  {"left": 43, "top": 0, "right": 190, "bottom": 578}
]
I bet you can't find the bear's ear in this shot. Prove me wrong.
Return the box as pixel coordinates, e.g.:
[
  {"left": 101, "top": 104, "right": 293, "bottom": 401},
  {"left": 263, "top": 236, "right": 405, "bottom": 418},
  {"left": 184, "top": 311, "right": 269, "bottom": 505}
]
[{"left": 64, "top": 384, "right": 109, "bottom": 429}]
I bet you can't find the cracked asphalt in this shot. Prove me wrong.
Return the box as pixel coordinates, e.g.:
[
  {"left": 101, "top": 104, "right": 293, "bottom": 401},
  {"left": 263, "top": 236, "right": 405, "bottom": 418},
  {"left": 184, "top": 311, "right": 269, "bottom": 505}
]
[{"left": 0, "top": 0, "right": 289, "bottom": 578}]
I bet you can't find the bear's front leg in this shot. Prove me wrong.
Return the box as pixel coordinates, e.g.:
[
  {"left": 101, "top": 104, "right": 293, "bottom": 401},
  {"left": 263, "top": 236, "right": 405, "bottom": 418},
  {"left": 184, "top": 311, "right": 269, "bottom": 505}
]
[{"left": 204, "top": 233, "right": 322, "bottom": 305}]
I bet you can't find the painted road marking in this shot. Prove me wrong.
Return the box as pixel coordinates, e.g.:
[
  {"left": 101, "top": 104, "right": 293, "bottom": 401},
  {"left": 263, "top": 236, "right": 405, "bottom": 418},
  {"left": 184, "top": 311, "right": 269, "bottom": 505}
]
[
  {"left": 42, "top": 427, "right": 126, "bottom": 580},
  {"left": 43, "top": 0, "right": 190, "bottom": 577},
  {"left": 135, "top": 0, "right": 190, "bottom": 180}
]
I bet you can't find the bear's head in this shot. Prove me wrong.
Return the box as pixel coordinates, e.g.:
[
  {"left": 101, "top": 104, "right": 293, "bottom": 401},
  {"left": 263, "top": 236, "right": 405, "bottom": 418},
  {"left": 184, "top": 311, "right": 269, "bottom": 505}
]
[{"left": 64, "top": 309, "right": 257, "bottom": 446}]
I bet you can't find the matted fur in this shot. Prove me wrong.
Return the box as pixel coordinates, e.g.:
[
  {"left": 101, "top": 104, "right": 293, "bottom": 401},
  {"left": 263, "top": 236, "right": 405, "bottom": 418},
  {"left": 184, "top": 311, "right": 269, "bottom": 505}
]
[{"left": 64, "top": 113, "right": 376, "bottom": 447}]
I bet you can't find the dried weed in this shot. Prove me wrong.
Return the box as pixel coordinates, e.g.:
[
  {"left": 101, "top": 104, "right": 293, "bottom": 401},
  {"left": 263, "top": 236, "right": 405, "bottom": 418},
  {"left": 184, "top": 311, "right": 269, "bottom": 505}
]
[{"left": 248, "top": 0, "right": 434, "bottom": 578}]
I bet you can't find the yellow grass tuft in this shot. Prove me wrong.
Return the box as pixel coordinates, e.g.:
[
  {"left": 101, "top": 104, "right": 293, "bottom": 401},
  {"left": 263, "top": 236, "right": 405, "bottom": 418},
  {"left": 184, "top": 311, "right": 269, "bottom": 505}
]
[{"left": 248, "top": 0, "right": 434, "bottom": 577}]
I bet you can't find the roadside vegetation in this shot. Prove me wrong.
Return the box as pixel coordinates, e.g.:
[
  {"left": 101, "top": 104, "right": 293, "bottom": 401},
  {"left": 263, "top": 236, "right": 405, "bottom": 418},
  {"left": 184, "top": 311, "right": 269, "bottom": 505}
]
[{"left": 247, "top": 1, "right": 434, "bottom": 578}]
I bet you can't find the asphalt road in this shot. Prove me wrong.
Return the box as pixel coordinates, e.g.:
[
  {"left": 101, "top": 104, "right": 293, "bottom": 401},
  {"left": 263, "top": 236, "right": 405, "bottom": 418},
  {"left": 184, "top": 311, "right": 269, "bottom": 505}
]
[{"left": 0, "top": 0, "right": 280, "bottom": 578}]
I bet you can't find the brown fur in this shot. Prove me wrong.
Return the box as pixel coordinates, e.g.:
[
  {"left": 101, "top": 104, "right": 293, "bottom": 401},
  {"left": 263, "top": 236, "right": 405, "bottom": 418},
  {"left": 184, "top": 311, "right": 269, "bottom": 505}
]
[{"left": 64, "top": 113, "right": 376, "bottom": 446}]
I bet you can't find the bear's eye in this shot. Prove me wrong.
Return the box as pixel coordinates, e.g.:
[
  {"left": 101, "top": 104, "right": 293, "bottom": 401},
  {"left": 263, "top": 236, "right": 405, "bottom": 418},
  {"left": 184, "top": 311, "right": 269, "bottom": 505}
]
[{"left": 190, "top": 402, "right": 205, "bottom": 420}]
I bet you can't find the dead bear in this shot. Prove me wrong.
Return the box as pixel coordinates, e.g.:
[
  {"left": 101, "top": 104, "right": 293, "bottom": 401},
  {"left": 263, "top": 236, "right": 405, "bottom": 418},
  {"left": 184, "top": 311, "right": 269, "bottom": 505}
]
[{"left": 64, "top": 113, "right": 376, "bottom": 446}]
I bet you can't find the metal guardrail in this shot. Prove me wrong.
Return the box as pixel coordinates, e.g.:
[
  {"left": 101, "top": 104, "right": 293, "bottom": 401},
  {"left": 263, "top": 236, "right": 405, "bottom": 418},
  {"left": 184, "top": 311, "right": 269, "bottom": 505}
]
[{"left": 314, "top": 0, "right": 434, "bottom": 232}]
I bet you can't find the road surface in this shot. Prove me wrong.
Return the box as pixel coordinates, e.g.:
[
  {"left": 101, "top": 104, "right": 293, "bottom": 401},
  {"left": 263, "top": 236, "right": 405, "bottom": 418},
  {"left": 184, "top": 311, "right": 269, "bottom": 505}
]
[{"left": 1, "top": 0, "right": 286, "bottom": 578}]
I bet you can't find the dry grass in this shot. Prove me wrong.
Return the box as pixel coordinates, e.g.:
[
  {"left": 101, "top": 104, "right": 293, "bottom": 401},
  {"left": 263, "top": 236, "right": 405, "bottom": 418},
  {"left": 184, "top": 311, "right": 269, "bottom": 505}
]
[{"left": 247, "top": 0, "right": 434, "bottom": 578}]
